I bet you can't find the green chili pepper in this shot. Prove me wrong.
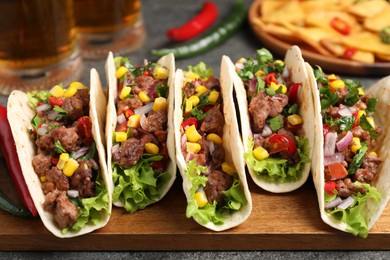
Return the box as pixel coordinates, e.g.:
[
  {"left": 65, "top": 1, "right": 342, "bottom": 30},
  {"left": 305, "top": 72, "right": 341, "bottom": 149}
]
[
  {"left": 151, "top": 0, "right": 247, "bottom": 59},
  {"left": 0, "top": 190, "right": 32, "bottom": 218}
]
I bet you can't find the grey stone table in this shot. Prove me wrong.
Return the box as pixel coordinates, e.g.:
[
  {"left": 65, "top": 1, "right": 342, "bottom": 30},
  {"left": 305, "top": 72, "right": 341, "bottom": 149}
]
[{"left": 1, "top": 0, "right": 389, "bottom": 258}]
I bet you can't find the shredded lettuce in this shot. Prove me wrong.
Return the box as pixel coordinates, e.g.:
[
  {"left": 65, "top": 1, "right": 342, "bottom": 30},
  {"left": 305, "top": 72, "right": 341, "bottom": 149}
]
[
  {"left": 112, "top": 154, "right": 171, "bottom": 213},
  {"left": 244, "top": 136, "right": 310, "bottom": 183},
  {"left": 27, "top": 90, "right": 51, "bottom": 108},
  {"left": 187, "top": 62, "right": 213, "bottom": 80},
  {"left": 184, "top": 159, "right": 247, "bottom": 225},
  {"left": 326, "top": 182, "right": 381, "bottom": 238}
]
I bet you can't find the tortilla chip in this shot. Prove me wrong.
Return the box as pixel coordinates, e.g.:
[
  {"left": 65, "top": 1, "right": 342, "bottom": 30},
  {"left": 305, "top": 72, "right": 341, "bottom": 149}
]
[
  {"left": 262, "top": 0, "right": 305, "bottom": 25},
  {"left": 320, "top": 38, "right": 375, "bottom": 63},
  {"left": 363, "top": 6, "right": 390, "bottom": 32},
  {"left": 305, "top": 10, "right": 358, "bottom": 32},
  {"left": 347, "top": 0, "right": 389, "bottom": 19},
  {"left": 341, "top": 31, "right": 390, "bottom": 56},
  {"left": 375, "top": 53, "right": 390, "bottom": 62}
]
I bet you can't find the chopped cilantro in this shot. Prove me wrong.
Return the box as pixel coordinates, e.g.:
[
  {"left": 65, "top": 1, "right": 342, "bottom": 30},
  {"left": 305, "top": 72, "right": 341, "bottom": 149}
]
[
  {"left": 319, "top": 86, "right": 339, "bottom": 110},
  {"left": 366, "top": 98, "right": 378, "bottom": 112},
  {"left": 348, "top": 143, "right": 368, "bottom": 175},
  {"left": 256, "top": 76, "right": 265, "bottom": 92},
  {"left": 156, "top": 82, "right": 168, "bottom": 98},
  {"left": 31, "top": 116, "right": 41, "bottom": 130},
  {"left": 359, "top": 114, "right": 379, "bottom": 139},
  {"left": 53, "top": 140, "right": 66, "bottom": 154}
]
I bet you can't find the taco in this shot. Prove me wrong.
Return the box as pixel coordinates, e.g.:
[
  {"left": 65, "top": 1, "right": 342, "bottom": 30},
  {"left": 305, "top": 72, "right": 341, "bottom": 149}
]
[
  {"left": 105, "top": 52, "right": 176, "bottom": 212},
  {"left": 7, "top": 70, "right": 112, "bottom": 238},
  {"left": 307, "top": 64, "right": 390, "bottom": 237},
  {"left": 229, "top": 46, "right": 314, "bottom": 193},
  {"left": 174, "top": 59, "right": 252, "bottom": 231}
]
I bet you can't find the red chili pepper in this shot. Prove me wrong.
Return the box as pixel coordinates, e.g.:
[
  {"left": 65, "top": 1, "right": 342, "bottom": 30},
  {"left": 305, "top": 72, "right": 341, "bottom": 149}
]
[
  {"left": 330, "top": 17, "right": 351, "bottom": 35},
  {"left": 352, "top": 112, "right": 359, "bottom": 128},
  {"left": 48, "top": 96, "right": 64, "bottom": 107},
  {"left": 166, "top": 1, "right": 218, "bottom": 42},
  {"left": 181, "top": 117, "right": 198, "bottom": 129},
  {"left": 342, "top": 47, "right": 357, "bottom": 60},
  {"left": 324, "top": 181, "right": 338, "bottom": 195},
  {"left": 125, "top": 109, "right": 134, "bottom": 118},
  {"left": 268, "top": 134, "right": 297, "bottom": 155},
  {"left": 265, "top": 73, "right": 278, "bottom": 85},
  {"left": 323, "top": 123, "right": 330, "bottom": 138},
  {"left": 288, "top": 83, "right": 301, "bottom": 104},
  {"left": 77, "top": 116, "right": 93, "bottom": 144},
  {"left": 0, "top": 105, "right": 38, "bottom": 217}
]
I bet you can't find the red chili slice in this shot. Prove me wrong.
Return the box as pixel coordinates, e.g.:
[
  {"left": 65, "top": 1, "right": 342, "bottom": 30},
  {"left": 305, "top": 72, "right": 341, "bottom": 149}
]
[
  {"left": 268, "top": 134, "right": 297, "bottom": 155},
  {"left": 288, "top": 83, "right": 301, "bottom": 104},
  {"left": 342, "top": 47, "right": 357, "bottom": 60},
  {"left": 265, "top": 72, "right": 278, "bottom": 85},
  {"left": 181, "top": 117, "right": 198, "bottom": 129},
  {"left": 48, "top": 96, "right": 64, "bottom": 107},
  {"left": 330, "top": 17, "right": 351, "bottom": 35}
]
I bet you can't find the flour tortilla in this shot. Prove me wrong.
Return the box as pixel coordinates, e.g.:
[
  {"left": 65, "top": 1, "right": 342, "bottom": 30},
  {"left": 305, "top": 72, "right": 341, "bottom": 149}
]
[
  {"left": 7, "top": 69, "right": 112, "bottom": 238},
  {"left": 307, "top": 63, "right": 390, "bottom": 234},
  {"left": 174, "top": 56, "right": 252, "bottom": 231},
  {"left": 230, "top": 45, "right": 314, "bottom": 193},
  {"left": 105, "top": 52, "right": 176, "bottom": 208}
]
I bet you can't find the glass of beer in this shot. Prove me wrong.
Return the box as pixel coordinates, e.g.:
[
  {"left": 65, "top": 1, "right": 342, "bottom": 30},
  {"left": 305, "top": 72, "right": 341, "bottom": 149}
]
[
  {"left": 73, "top": 0, "right": 146, "bottom": 60},
  {"left": 0, "top": 0, "right": 82, "bottom": 96}
]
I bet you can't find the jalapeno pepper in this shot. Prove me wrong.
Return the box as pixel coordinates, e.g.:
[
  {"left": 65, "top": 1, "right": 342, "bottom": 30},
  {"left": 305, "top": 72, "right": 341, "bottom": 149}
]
[
  {"left": 0, "top": 105, "right": 36, "bottom": 217},
  {"left": 151, "top": 0, "right": 246, "bottom": 59},
  {"left": 167, "top": 1, "right": 218, "bottom": 42}
]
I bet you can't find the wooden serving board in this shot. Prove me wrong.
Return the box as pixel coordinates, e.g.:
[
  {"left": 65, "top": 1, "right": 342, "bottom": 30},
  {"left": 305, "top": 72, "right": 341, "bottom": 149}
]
[{"left": 1, "top": 152, "right": 390, "bottom": 251}]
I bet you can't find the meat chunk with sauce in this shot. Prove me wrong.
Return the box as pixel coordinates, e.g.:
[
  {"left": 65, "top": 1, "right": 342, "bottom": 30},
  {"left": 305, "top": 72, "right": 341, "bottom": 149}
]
[
  {"left": 112, "top": 138, "right": 144, "bottom": 168},
  {"left": 70, "top": 160, "right": 96, "bottom": 198},
  {"left": 36, "top": 126, "right": 80, "bottom": 153},
  {"left": 204, "top": 170, "right": 233, "bottom": 206},
  {"left": 141, "top": 110, "right": 167, "bottom": 132},
  {"left": 200, "top": 107, "right": 224, "bottom": 134},
  {"left": 32, "top": 153, "right": 52, "bottom": 177}
]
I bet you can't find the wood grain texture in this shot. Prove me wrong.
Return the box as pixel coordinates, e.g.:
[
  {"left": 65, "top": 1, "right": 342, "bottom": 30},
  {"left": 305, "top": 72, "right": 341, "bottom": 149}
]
[{"left": 1, "top": 158, "right": 390, "bottom": 251}]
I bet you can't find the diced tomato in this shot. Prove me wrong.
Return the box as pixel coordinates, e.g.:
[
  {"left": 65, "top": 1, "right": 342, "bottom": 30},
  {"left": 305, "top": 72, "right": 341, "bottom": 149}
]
[
  {"left": 77, "top": 116, "right": 92, "bottom": 144},
  {"left": 288, "top": 83, "right": 301, "bottom": 104},
  {"left": 324, "top": 181, "right": 338, "bottom": 195},
  {"left": 323, "top": 124, "right": 330, "bottom": 137},
  {"left": 143, "top": 70, "right": 151, "bottom": 76},
  {"left": 125, "top": 109, "right": 134, "bottom": 118},
  {"left": 48, "top": 96, "right": 64, "bottom": 106},
  {"left": 326, "top": 162, "right": 348, "bottom": 181},
  {"left": 265, "top": 73, "right": 278, "bottom": 85},
  {"left": 51, "top": 157, "right": 59, "bottom": 165},
  {"left": 37, "top": 101, "right": 43, "bottom": 106},
  {"left": 181, "top": 117, "right": 198, "bottom": 129},
  {"left": 268, "top": 134, "right": 297, "bottom": 155},
  {"left": 151, "top": 160, "right": 166, "bottom": 170}
]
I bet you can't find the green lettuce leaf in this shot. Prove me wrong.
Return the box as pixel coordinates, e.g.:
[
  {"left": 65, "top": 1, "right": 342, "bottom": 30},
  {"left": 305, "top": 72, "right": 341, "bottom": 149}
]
[
  {"left": 327, "top": 182, "right": 381, "bottom": 238},
  {"left": 112, "top": 154, "right": 171, "bottom": 213},
  {"left": 27, "top": 90, "right": 51, "bottom": 108},
  {"left": 187, "top": 62, "right": 213, "bottom": 80},
  {"left": 244, "top": 136, "right": 310, "bottom": 183}
]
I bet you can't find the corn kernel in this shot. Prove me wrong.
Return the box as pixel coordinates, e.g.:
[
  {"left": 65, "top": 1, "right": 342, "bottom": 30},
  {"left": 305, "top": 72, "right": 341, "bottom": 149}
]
[
  {"left": 330, "top": 79, "right": 345, "bottom": 89},
  {"left": 40, "top": 176, "right": 47, "bottom": 183},
  {"left": 120, "top": 86, "right": 132, "bottom": 100},
  {"left": 367, "top": 117, "right": 375, "bottom": 128},
  {"left": 128, "top": 114, "right": 141, "bottom": 128},
  {"left": 153, "top": 67, "right": 169, "bottom": 80},
  {"left": 208, "top": 90, "right": 219, "bottom": 103},
  {"left": 70, "top": 81, "right": 87, "bottom": 90},
  {"left": 255, "top": 70, "right": 265, "bottom": 76},
  {"left": 236, "top": 57, "right": 247, "bottom": 64},
  {"left": 188, "top": 95, "right": 200, "bottom": 106},
  {"left": 50, "top": 85, "right": 64, "bottom": 98},
  {"left": 195, "top": 85, "right": 208, "bottom": 94},
  {"left": 269, "top": 81, "right": 279, "bottom": 90},
  {"left": 186, "top": 142, "right": 201, "bottom": 154},
  {"left": 184, "top": 99, "right": 193, "bottom": 115},
  {"left": 153, "top": 97, "right": 167, "bottom": 112},
  {"left": 206, "top": 133, "right": 222, "bottom": 145},
  {"left": 194, "top": 190, "right": 208, "bottom": 208},
  {"left": 63, "top": 85, "right": 78, "bottom": 98},
  {"left": 57, "top": 153, "right": 70, "bottom": 170},
  {"left": 185, "top": 125, "right": 202, "bottom": 143},
  {"left": 369, "top": 151, "right": 377, "bottom": 156},
  {"left": 351, "top": 137, "right": 362, "bottom": 153},
  {"left": 116, "top": 66, "right": 128, "bottom": 79},
  {"left": 145, "top": 143, "right": 159, "bottom": 155},
  {"left": 274, "top": 59, "right": 285, "bottom": 66},
  {"left": 222, "top": 162, "right": 236, "bottom": 175},
  {"left": 115, "top": 132, "right": 128, "bottom": 142},
  {"left": 328, "top": 74, "right": 337, "bottom": 80},
  {"left": 184, "top": 71, "right": 200, "bottom": 83},
  {"left": 358, "top": 87, "right": 365, "bottom": 96},
  {"left": 287, "top": 114, "right": 303, "bottom": 125},
  {"left": 63, "top": 158, "right": 79, "bottom": 177},
  {"left": 253, "top": 146, "right": 270, "bottom": 160},
  {"left": 278, "top": 84, "right": 287, "bottom": 94},
  {"left": 138, "top": 91, "right": 150, "bottom": 103}
]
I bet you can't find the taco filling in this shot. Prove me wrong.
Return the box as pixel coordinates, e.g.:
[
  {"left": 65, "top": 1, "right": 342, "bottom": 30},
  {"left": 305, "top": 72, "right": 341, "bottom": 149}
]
[
  {"left": 314, "top": 67, "right": 382, "bottom": 237},
  {"left": 28, "top": 83, "right": 109, "bottom": 233},
  {"left": 179, "top": 62, "right": 247, "bottom": 225},
  {"left": 111, "top": 57, "right": 172, "bottom": 212},
  {"left": 235, "top": 49, "right": 310, "bottom": 183}
]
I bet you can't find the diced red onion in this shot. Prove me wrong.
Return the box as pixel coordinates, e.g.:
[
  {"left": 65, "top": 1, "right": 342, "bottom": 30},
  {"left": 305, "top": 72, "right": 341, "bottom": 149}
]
[
  {"left": 47, "top": 110, "right": 59, "bottom": 121},
  {"left": 185, "top": 152, "right": 194, "bottom": 162},
  {"left": 249, "top": 78, "right": 257, "bottom": 92},
  {"left": 325, "top": 196, "right": 343, "bottom": 210},
  {"left": 336, "top": 131, "right": 353, "bottom": 152},
  {"left": 37, "top": 126, "right": 48, "bottom": 136},
  {"left": 67, "top": 190, "right": 79, "bottom": 198},
  {"left": 348, "top": 106, "right": 357, "bottom": 114},
  {"left": 261, "top": 124, "right": 272, "bottom": 137},
  {"left": 324, "top": 153, "right": 345, "bottom": 166},
  {"left": 111, "top": 144, "right": 120, "bottom": 153},
  {"left": 235, "top": 63, "right": 244, "bottom": 70},
  {"left": 337, "top": 196, "right": 355, "bottom": 209},
  {"left": 208, "top": 141, "right": 215, "bottom": 154},
  {"left": 36, "top": 103, "right": 51, "bottom": 113},
  {"left": 338, "top": 107, "right": 352, "bottom": 117},
  {"left": 324, "top": 132, "right": 337, "bottom": 157},
  {"left": 134, "top": 102, "right": 154, "bottom": 115},
  {"left": 73, "top": 147, "right": 89, "bottom": 159},
  {"left": 282, "top": 66, "right": 289, "bottom": 79},
  {"left": 117, "top": 113, "right": 126, "bottom": 124},
  {"left": 181, "top": 134, "right": 187, "bottom": 151}
]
